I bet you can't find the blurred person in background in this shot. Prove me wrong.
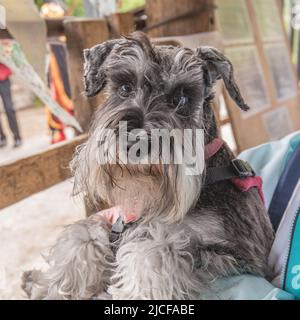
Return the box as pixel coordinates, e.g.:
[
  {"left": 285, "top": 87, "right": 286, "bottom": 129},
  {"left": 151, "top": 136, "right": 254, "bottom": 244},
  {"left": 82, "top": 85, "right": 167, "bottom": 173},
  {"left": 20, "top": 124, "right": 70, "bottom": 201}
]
[
  {"left": 40, "top": 0, "right": 75, "bottom": 144},
  {"left": 0, "top": 63, "right": 22, "bottom": 148}
]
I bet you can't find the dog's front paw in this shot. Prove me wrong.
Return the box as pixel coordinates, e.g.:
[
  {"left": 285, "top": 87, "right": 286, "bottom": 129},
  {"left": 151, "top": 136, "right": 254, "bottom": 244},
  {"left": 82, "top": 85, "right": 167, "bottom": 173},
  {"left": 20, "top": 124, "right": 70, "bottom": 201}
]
[
  {"left": 22, "top": 270, "right": 37, "bottom": 298},
  {"left": 21, "top": 269, "right": 49, "bottom": 299},
  {"left": 22, "top": 218, "right": 114, "bottom": 300},
  {"left": 109, "top": 222, "right": 203, "bottom": 300},
  {"left": 93, "top": 291, "right": 112, "bottom": 300}
]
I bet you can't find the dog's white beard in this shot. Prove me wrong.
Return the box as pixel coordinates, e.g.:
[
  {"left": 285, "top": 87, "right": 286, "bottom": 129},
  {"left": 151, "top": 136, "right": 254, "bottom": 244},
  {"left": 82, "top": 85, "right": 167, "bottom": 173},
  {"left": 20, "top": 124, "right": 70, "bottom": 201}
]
[{"left": 71, "top": 128, "right": 203, "bottom": 222}]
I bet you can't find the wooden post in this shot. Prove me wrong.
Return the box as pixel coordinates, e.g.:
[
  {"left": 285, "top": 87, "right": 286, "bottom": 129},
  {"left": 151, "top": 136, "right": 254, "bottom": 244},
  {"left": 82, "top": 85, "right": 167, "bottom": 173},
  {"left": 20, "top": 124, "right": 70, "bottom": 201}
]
[
  {"left": 277, "top": 0, "right": 284, "bottom": 13},
  {"left": 145, "top": 0, "right": 216, "bottom": 37},
  {"left": 108, "top": 12, "right": 135, "bottom": 36},
  {"left": 64, "top": 19, "right": 110, "bottom": 131}
]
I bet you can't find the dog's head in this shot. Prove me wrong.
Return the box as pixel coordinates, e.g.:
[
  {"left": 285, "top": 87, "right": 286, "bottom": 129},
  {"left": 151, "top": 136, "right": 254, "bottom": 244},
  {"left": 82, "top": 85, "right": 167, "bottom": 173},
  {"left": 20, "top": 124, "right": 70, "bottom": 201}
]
[{"left": 72, "top": 32, "right": 248, "bottom": 222}]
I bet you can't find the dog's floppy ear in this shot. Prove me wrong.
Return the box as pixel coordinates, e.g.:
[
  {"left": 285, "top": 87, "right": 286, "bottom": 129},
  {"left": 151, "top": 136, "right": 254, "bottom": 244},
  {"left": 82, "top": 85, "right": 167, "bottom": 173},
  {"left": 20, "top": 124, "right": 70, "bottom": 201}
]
[
  {"left": 83, "top": 39, "right": 119, "bottom": 97},
  {"left": 196, "top": 46, "right": 250, "bottom": 111}
]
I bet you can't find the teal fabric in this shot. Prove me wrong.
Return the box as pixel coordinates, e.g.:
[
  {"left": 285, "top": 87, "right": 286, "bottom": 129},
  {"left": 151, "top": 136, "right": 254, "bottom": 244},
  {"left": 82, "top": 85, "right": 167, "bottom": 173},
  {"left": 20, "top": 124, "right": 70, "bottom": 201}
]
[
  {"left": 203, "top": 275, "right": 295, "bottom": 300},
  {"left": 239, "top": 131, "right": 300, "bottom": 209},
  {"left": 284, "top": 208, "right": 300, "bottom": 299}
]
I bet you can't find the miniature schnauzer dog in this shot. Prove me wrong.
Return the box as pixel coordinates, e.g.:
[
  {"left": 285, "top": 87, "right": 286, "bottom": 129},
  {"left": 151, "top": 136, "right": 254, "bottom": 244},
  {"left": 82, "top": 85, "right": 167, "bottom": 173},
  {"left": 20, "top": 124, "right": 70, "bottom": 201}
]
[{"left": 22, "top": 32, "right": 274, "bottom": 300}]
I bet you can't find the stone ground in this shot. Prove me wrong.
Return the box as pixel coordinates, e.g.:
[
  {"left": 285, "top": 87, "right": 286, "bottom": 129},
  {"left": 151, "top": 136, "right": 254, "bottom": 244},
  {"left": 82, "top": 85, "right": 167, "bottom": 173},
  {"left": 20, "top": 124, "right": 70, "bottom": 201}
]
[
  {"left": 0, "top": 107, "right": 49, "bottom": 165},
  {"left": 0, "top": 181, "right": 85, "bottom": 299}
]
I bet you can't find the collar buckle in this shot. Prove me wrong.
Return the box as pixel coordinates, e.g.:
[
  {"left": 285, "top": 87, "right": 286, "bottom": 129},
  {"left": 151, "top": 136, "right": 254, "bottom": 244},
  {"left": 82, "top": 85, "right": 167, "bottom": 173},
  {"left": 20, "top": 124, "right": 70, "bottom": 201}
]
[{"left": 231, "top": 159, "right": 255, "bottom": 178}]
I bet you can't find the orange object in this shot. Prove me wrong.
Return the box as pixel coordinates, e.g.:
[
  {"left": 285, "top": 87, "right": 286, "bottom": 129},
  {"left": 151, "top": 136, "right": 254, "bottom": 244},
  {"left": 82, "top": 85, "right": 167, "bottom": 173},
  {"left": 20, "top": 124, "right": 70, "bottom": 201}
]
[{"left": 46, "top": 53, "right": 74, "bottom": 144}]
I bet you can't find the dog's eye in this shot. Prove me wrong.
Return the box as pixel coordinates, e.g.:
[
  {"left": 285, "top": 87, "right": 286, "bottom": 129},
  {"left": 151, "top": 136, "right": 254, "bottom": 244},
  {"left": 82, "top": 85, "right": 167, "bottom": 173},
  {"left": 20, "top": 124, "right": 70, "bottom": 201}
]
[
  {"left": 173, "top": 92, "right": 189, "bottom": 108},
  {"left": 119, "top": 84, "right": 132, "bottom": 98}
]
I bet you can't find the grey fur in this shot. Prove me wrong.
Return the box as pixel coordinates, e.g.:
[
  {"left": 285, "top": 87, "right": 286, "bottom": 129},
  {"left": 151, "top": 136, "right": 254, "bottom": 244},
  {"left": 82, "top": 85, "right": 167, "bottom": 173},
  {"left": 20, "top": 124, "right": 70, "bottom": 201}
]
[
  {"left": 22, "top": 219, "right": 114, "bottom": 299},
  {"left": 22, "top": 32, "right": 274, "bottom": 300}
]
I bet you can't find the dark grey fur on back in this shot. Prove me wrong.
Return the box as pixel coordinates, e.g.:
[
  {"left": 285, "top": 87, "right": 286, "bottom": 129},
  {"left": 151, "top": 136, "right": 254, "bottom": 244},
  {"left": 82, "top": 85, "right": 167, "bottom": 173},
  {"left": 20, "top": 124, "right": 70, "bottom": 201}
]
[{"left": 22, "top": 32, "right": 274, "bottom": 300}]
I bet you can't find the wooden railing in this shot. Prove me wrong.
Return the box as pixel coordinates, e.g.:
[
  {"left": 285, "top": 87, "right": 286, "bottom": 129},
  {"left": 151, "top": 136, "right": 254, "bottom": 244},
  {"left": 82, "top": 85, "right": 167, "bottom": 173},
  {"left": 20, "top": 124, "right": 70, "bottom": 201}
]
[{"left": 0, "top": 135, "right": 86, "bottom": 209}]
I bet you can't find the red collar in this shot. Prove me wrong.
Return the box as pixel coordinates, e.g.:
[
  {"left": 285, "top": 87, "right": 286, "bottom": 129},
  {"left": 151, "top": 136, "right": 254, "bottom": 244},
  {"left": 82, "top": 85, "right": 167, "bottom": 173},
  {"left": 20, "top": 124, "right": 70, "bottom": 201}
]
[
  {"left": 204, "top": 138, "right": 224, "bottom": 160},
  {"left": 204, "top": 138, "right": 265, "bottom": 203}
]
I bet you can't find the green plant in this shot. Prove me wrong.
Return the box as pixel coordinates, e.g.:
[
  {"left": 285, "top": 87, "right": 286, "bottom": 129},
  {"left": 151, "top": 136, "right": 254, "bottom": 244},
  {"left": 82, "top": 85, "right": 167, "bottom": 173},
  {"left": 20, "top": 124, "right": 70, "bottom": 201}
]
[
  {"left": 65, "top": 0, "right": 84, "bottom": 16},
  {"left": 118, "top": 0, "right": 145, "bottom": 13},
  {"left": 34, "top": 0, "right": 44, "bottom": 10}
]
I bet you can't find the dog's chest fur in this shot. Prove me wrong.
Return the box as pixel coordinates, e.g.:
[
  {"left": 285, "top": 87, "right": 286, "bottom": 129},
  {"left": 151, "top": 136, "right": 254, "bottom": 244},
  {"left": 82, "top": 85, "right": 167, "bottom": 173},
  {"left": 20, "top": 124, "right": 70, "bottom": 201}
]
[{"left": 115, "top": 144, "right": 274, "bottom": 287}]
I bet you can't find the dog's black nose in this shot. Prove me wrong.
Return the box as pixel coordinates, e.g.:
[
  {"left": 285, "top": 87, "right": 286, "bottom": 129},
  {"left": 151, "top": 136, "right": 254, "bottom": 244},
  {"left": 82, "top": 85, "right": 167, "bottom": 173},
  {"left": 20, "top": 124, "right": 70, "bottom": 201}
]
[{"left": 120, "top": 108, "right": 144, "bottom": 131}]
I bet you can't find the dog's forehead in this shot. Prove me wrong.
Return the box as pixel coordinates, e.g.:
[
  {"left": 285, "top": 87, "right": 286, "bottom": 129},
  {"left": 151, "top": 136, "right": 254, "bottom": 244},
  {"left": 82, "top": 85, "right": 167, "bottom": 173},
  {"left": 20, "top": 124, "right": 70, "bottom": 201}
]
[
  {"left": 156, "top": 45, "right": 202, "bottom": 71},
  {"left": 108, "top": 40, "right": 204, "bottom": 79}
]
